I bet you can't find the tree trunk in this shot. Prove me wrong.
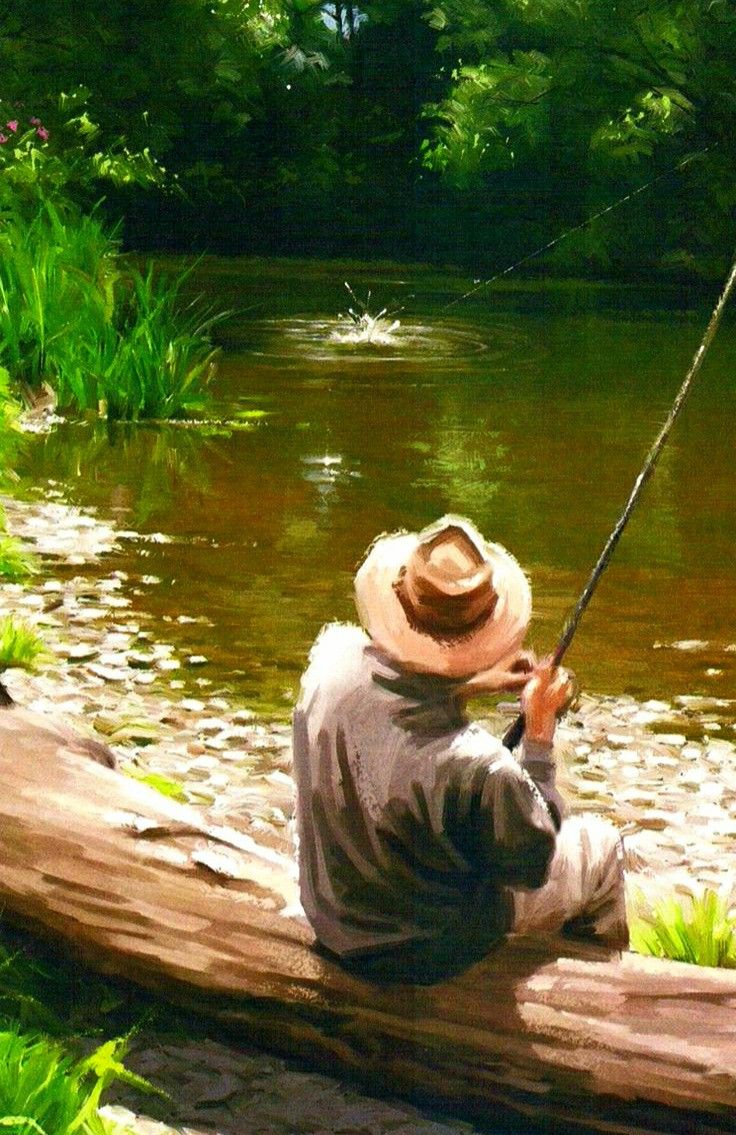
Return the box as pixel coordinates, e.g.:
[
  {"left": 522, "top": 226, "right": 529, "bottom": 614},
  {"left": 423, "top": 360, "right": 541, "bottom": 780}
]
[{"left": 0, "top": 706, "right": 735, "bottom": 1133}]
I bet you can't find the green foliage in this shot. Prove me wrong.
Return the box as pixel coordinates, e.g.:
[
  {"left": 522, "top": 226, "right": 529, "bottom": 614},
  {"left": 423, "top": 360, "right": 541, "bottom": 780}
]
[
  {"left": 629, "top": 888, "right": 736, "bottom": 968},
  {"left": 0, "top": 928, "right": 165, "bottom": 1132},
  {"left": 422, "top": 51, "right": 553, "bottom": 186},
  {"left": 0, "top": 537, "right": 37, "bottom": 583},
  {"left": 54, "top": 265, "right": 221, "bottom": 421},
  {"left": 0, "top": 89, "right": 165, "bottom": 220},
  {"left": 122, "top": 767, "right": 188, "bottom": 802},
  {"left": 0, "top": 367, "right": 24, "bottom": 490},
  {"left": 0, "top": 616, "right": 49, "bottom": 672},
  {"left": 0, "top": 199, "right": 220, "bottom": 420},
  {"left": 419, "top": 0, "right": 736, "bottom": 271},
  {"left": 0, "top": 204, "right": 120, "bottom": 390},
  {"left": 2, "top": 1, "right": 736, "bottom": 273},
  {"left": 0, "top": 1028, "right": 157, "bottom": 1135}
]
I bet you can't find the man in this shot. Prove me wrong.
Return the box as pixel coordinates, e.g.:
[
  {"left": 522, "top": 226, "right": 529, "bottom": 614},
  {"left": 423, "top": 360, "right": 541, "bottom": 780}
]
[{"left": 293, "top": 515, "right": 627, "bottom": 982}]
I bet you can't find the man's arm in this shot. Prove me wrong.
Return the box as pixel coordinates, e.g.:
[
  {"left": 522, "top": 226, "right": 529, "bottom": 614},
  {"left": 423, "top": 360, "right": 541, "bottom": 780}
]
[{"left": 518, "top": 661, "right": 574, "bottom": 829}]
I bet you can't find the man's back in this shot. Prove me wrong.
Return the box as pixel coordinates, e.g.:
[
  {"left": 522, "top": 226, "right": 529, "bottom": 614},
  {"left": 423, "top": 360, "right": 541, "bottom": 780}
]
[{"left": 293, "top": 623, "right": 557, "bottom": 968}]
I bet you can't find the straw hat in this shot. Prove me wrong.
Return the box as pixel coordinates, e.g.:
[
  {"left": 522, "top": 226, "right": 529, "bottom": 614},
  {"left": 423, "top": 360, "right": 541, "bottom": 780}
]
[{"left": 354, "top": 515, "right": 531, "bottom": 678}]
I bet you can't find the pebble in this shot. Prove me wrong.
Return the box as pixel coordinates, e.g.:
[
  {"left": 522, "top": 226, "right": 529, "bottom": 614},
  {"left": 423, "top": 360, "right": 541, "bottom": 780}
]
[
  {"left": 606, "top": 732, "right": 635, "bottom": 748},
  {"left": 188, "top": 756, "right": 219, "bottom": 773},
  {"left": 196, "top": 717, "right": 230, "bottom": 735},
  {"left": 654, "top": 733, "right": 687, "bottom": 747},
  {"left": 65, "top": 643, "right": 98, "bottom": 661},
  {"left": 70, "top": 607, "right": 107, "bottom": 622},
  {"left": 133, "top": 672, "right": 156, "bottom": 686},
  {"left": 98, "top": 652, "right": 129, "bottom": 668},
  {"left": 181, "top": 699, "right": 206, "bottom": 713},
  {"left": 87, "top": 663, "right": 129, "bottom": 682},
  {"left": 636, "top": 812, "right": 672, "bottom": 832}
]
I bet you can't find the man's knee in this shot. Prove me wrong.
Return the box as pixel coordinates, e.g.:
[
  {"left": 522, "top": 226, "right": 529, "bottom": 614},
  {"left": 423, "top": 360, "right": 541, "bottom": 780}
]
[
  {"left": 559, "top": 813, "right": 624, "bottom": 873},
  {"left": 559, "top": 813, "right": 628, "bottom": 948}
]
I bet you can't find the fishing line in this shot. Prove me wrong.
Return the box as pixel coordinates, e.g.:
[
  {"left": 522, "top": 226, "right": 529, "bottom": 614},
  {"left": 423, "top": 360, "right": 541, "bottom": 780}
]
[
  {"left": 502, "top": 243, "right": 736, "bottom": 750},
  {"left": 442, "top": 144, "right": 715, "bottom": 312}
]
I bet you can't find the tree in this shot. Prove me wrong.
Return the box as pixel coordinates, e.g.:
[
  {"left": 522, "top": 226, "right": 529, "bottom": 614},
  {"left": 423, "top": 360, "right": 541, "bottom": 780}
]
[{"left": 419, "top": 0, "right": 736, "bottom": 273}]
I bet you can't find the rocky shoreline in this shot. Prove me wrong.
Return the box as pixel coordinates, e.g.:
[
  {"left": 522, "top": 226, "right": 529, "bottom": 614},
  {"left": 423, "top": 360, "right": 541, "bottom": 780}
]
[{"left": 1, "top": 492, "right": 735, "bottom": 1134}]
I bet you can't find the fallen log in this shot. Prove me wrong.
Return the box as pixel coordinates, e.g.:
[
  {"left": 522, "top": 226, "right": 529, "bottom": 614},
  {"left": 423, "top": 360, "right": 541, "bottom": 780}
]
[{"left": 0, "top": 705, "right": 735, "bottom": 1134}]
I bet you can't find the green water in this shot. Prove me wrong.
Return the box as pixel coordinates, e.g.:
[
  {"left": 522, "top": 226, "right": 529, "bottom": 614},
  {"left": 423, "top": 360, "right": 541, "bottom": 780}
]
[{"left": 17, "top": 259, "right": 736, "bottom": 714}]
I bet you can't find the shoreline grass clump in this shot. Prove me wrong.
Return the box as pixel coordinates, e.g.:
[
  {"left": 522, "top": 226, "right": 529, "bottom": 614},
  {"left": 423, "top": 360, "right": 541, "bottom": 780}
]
[
  {"left": 0, "top": 94, "right": 222, "bottom": 423},
  {"left": 0, "top": 616, "right": 49, "bottom": 673},
  {"left": 0, "top": 202, "right": 220, "bottom": 422},
  {"left": 0, "top": 535, "right": 38, "bottom": 582},
  {"left": 629, "top": 887, "right": 736, "bottom": 968},
  {"left": 54, "top": 263, "right": 221, "bottom": 422}
]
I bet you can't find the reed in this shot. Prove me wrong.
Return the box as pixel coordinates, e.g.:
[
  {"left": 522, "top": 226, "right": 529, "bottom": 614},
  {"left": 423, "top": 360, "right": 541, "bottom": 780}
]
[{"left": 0, "top": 201, "right": 220, "bottom": 420}]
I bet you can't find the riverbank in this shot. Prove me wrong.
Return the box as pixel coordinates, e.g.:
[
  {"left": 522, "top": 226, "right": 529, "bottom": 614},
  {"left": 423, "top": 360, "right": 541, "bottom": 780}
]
[
  {"left": 1, "top": 491, "right": 735, "bottom": 1133},
  {"left": 4, "top": 492, "right": 735, "bottom": 900}
]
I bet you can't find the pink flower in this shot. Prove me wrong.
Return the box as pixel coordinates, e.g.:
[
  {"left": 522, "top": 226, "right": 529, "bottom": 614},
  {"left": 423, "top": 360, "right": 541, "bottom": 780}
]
[
  {"left": 6, "top": 121, "right": 17, "bottom": 133},
  {"left": 29, "top": 117, "right": 41, "bottom": 126},
  {"left": 36, "top": 126, "right": 49, "bottom": 142},
  {"left": 0, "top": 135, "right": 8, "bottom": 145}
]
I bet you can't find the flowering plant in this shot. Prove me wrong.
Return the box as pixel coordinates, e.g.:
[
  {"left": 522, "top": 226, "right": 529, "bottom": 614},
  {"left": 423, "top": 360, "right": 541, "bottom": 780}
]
[{"left": 0, "top": 88, "right": 165, "bottom": 217}]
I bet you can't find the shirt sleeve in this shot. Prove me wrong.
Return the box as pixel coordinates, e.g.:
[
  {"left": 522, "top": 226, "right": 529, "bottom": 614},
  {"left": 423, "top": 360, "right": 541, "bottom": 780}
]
[
  {"left": 519, "top": 737, "right": 567, "bottom": 830},
  {"left": 478, "top": 759, "right": 557, "bottom": 888},
  {"left": 441, "top": 732, "right": 558, "bottom": 891}
]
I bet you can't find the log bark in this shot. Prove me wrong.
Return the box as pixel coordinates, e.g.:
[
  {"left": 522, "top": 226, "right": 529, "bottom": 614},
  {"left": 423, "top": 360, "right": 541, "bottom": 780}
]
[{"left": 0, "top": 706, "right": 735, "bottom": 1134}]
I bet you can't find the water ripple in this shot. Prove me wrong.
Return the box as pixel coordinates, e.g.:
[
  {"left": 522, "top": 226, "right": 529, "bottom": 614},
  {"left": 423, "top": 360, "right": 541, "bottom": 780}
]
[{"left": 240, "top": 316, "right": 529, "bottom": 366}]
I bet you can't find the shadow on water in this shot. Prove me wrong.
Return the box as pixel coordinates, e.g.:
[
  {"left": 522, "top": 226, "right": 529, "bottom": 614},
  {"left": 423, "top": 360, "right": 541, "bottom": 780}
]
[{"left": 13, "top": 261, "right": 736, "bottom": 714}]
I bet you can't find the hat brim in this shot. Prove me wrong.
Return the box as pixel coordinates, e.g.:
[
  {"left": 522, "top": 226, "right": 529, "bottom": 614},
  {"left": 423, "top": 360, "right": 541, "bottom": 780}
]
[{"left": 354, "top": 526, "right": 532, "bottom": 678}]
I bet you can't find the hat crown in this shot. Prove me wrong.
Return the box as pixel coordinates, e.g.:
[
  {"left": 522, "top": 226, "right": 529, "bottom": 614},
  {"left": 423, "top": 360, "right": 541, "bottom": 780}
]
[{"left": 400, "top": 523, "right": 496, "bottom": 634}]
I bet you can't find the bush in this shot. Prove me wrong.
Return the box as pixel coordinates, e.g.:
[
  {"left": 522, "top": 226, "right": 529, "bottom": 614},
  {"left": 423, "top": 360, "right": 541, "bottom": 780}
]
[
  {"left": 0, "top": 934, "right": 163, "bottom": 1133},
  {"left": 629, "top": 887, "right": 736, "bottom": 968}
]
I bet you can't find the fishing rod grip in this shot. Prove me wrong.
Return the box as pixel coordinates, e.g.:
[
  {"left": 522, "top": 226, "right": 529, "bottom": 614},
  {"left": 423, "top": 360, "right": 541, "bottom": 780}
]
[{"left": 502, "top": 712, "right": 525, "bottom": 751}]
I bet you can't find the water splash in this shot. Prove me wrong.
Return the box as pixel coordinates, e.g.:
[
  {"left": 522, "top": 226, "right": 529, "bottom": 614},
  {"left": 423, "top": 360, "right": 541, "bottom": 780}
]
[{"left": 330, "top": 282, "right": 403, "bottom": 346}]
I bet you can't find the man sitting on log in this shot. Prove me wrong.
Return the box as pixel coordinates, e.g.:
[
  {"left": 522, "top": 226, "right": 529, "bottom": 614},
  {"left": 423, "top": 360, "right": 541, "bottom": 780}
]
[{"left": 293, "top": 516, "right": 628, "bottom": 982}]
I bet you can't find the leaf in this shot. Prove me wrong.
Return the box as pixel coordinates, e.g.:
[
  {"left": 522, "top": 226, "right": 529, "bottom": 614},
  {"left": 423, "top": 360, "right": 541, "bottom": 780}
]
[{"left": 122, "top": 767, "right": 188, "bottom": 802}]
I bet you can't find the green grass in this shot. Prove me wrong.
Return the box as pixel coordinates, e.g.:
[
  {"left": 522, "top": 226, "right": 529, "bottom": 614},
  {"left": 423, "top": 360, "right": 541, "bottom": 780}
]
[
  {"left": 629, "top": 887, "right": 736, "bottom": 968},
  {"left": 122, "top": 767, "right": 188, "bottom": 802},
  {"left": 0, "top": 537, "right": 38, "bottom": 582},
  {"left": 0, "top": 934, "right": 164, "bottom": 1135},
  {"left": 54, "top": 265, "right": 221, "bottom": 421},
  {"left": 0, "top": 616, "right": 49, "bottom": 672},
  {"left": 0, "top": 200, "right": 221, "bottom": 421},
  {"left": 0, "top": 1028, "right": 158, "bottom": 1135}
]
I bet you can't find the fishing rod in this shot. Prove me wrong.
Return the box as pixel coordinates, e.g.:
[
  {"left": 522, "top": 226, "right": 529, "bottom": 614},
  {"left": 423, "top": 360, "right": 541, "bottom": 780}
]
[
  {"left": 443, "top": 146, "right": 714, "bottom": 312},
  {"left": 503, "top": 250, "right": 736, "bottom": 750}
]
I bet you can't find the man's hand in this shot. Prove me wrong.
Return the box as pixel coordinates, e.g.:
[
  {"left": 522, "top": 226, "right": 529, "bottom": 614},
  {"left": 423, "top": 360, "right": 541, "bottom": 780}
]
[
  {"left": 521, "top": 659, "right": 575, "bottom": 745},
  {"left": 457, "top": 651, "right": 536, "bottom": 701}
]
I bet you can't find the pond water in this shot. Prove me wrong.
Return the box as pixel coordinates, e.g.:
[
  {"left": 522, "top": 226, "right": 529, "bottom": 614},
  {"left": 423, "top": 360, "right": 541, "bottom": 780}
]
[{"left": 16, "top": 258, "right": 736, "bottom": 715}]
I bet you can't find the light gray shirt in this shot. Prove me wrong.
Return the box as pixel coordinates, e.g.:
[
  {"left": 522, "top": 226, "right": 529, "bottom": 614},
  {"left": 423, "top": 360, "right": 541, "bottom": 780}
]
[{"left": 293, "top": 623, "right": 562, "bottom": 963}]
